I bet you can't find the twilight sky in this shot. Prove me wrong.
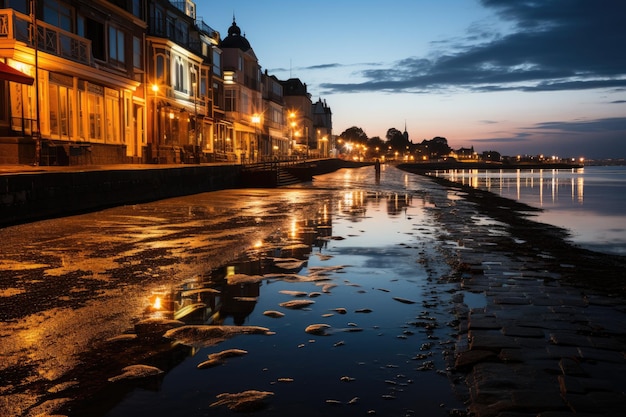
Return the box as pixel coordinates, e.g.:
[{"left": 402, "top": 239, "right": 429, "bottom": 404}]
[{"left": 197, "top": 0, "right": 626, "bottom": 159}]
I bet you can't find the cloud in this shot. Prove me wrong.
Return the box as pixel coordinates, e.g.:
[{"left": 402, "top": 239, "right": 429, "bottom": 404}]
[
  {"left": 472, "top": 132, "right": 533, "bottom": 143},
  {"left": 530, "top": 117, "right": 626, "bottom": 133},
  {"left": 319, "top": 0, "right": 626, "bottom": 94},
  {"left": 469, "top": 117, "right": 626, "bottom": 158}
]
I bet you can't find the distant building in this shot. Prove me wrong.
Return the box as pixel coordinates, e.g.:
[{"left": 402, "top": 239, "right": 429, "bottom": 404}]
[
  {"left": 312, "top": 98, "right": 332, "bottom": 157},
  {"left": 262, "top": 71, "right": 289, "bottom": 157},
  {"left": 482, "top": 150, "right": 501, "bottom": 162},
  {"left": 280, "top": 78, "right": 313, "bottom": 156},
  {"left": 219, "top": 17, "right": 263, "bottom": 163},
  {"left": 147, "top": 0, "right": 221, "bottom": 163},
  {"left": 452, "top": 146, "right": 477, "bottom": 161}
]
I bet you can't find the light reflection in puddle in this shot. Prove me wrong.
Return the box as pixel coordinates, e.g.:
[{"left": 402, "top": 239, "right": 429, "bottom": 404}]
[{"left": 99, "top": 191, "right": 465, "bottom": 417}]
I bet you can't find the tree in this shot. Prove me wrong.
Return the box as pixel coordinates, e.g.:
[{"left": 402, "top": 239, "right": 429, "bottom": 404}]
[
  {"left": 339, "top": 126, "right": 368, "bottom": 144},
  {"left": 417, "top": 137, "right": 451, "bottom": 159},
  {"left": 366, "top": 136, "right": 385, "bottom": 158},
  {"left": 386, "top": 128, "right": 409, "bottom": 151}
]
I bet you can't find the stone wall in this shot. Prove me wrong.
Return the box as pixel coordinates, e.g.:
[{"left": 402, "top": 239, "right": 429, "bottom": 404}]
[{"left": 0, "top": 164, "right": 242, "bottom": 227}]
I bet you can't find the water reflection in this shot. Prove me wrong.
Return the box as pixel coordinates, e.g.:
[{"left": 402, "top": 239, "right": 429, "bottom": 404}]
[
  {"left": 144, "top": 210, "right": 334, "bottom": 329},
  {"left": 430, "top": 166, "right": 626, "bottom": 255},
  {"left": 436, "top": 168, "right": 585, "bottom": 206},
  {"left": 2, "top": 167, "right": 469, "bottom": 417},
  {"left": 100, "top": 177, "right": 462, "bottom": 417}
]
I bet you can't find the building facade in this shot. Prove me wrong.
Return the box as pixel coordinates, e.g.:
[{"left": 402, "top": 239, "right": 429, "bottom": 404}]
[
  {"left": 280, "top": 78, "right": 313, "bottom": 157},
  {"left": 312, "top": 98, "right": 332, "bottom": 157},
  {"left": 0, "top": 0, "right": 331, "bottom": 166},
  {"left": 0, "top": 0, "right": 146, "bottom": 165}
]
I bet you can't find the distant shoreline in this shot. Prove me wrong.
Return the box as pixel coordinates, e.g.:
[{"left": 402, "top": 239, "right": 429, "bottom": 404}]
[{"left": 396, "top": 160, "right": 584, "bottom": 172}]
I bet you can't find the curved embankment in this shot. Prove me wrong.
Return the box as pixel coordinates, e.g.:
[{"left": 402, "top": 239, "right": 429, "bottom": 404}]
[
  {"left": 396, "top": 161, "right": 583, "bottom": 171},
  {"left": 412, "top": 170, "right": 626, "bottom": 417},
  {"left": 400, "top": 166, "right": 626, "bottom": 296}
]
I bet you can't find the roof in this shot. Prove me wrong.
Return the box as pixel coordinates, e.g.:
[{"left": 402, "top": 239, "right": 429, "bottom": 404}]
[{"left": 219, "top": 19, "right": 251, "bottom": 52}]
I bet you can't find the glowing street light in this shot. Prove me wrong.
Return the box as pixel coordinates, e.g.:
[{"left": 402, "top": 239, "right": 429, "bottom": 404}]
[
  {"left": 151, "top": 84, "right": 159, "bottom": 163},
  {"left": 252, "top": 114, "right": 261, "bottom": 162}
]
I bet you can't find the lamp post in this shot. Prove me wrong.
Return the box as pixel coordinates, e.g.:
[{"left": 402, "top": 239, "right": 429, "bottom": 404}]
[
  {"left": 192, "top": 81, "right": 199, "bottom": 163},
  {"left": 30, "top": 0, "right": 41, "bottom": 165},
  {"left": 251, "top": 114, "right": 261, "bottom": 162},
  {"left": 151, "top": 84, "right": 159, "bottom": 163}
]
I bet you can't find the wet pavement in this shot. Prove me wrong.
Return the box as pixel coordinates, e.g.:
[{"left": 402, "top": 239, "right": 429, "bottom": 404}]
[
  {"left": 1, "top": 164, "right": 625, "bottom": 417},
  {"left": 427, "top": 176, "right": 626, "bottom": 417}
]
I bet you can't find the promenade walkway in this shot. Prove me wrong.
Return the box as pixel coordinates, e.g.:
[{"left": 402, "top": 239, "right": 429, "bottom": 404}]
[{"left": 424, "top": 176, "right": 626, "bottom": 417}]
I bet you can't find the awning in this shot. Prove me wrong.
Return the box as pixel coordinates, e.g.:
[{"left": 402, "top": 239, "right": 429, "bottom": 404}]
[
  {"left": 0, "top": 62, "right": 34, "bottom": 85},
  {"left": 233, "top": 121, "right": 256, "bottom": 134}
]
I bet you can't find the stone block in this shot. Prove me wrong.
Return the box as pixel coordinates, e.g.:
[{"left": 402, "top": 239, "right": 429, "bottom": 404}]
[
  {"left": 470, "top": 330, "right": 520, "bottom": 351},
  {"left": 511, "top": 390, "right": 567, "bottom": 410},
  {"left": 455, "top": 349, "right": 497, "bottom": 370},
  {"left": 549, "top": 332, "right": 593, "bottom": 347},
  {"left": 502, "top": 326, "right": 545, "bottom": 338},
  {"left": 559, "top": 358, "right": 588, "bottom": 376}
]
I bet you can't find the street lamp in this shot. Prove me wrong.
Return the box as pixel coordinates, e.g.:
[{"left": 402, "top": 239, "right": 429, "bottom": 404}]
[
  {"left": 251, "top": 114, "right": 261, "bottom": 162},
  {"left": 288, "top": 111, "right": 296, "bottom": 158},
  {"left": 192, "top": 81, "right": 198, "bottom": 162},
  {"left": 151, "top": 84, "right": 159, "bottom": 163}
]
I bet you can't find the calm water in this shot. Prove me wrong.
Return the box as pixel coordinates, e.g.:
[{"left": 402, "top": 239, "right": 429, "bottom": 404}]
[
  {"left": 429, "top": 165, "right": 626, "bottom": 255},
  {"left": 94, "top": 166, "right": 466, "bottom": 417}
]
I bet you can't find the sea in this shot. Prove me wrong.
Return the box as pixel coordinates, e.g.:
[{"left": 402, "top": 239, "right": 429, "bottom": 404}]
[{"left": 428, "top": 165, "right": 626, "bottom": 256}]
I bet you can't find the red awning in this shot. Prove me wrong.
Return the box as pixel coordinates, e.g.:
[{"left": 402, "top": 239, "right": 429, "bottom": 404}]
[{"left": 0, "top": 62, "right": 34, "bottom": 85}]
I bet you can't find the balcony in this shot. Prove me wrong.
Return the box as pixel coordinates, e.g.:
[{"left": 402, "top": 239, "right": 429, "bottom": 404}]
[{"left": 0, "top": 9, "right": 91, "bottom": 66}]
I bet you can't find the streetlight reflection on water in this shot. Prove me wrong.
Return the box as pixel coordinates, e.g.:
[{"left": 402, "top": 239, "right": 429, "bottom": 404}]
[{"left": 438, "top": 168, "right": 585, "bottom": 206}]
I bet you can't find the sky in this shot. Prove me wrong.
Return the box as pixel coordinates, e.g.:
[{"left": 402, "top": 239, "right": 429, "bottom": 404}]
[{"left": 197, "top": 0, "right": 626, "bottom": 159}]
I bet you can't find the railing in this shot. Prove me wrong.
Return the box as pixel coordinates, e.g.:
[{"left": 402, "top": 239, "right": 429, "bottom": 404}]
[
  {"left": 242, "top": 156, "right": 305, "bottom": 169},
  {"left": 195, "top": 18, "right": 218, "bottom": 39},
  {"left": 0, "top": 9, "right": 91, "bottom": 66}
]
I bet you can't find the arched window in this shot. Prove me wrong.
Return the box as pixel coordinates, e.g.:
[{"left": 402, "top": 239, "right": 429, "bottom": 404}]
[{"left": 174, "top": 57, "right": 184, "bottom": 92}]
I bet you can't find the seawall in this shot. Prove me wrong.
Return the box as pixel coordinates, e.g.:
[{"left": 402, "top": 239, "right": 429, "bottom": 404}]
[
  {"left": 0, "top": 164, "right": 242, "bottom": 227},
  {"left": 0, "top": 158, "right": 369, "bottom": 227}
]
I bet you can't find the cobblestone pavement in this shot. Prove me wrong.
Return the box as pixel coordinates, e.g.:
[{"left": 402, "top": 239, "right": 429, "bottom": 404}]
[{"left": 424, "top": 177, "right": 626, "bottom": 417}]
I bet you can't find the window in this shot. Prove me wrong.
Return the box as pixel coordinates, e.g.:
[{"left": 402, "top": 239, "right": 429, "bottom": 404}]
[
  {"left": 174, "top": 58, "right": 184, "bottom": 92},
  {"left": 155, "top": 9, "right": 164, "bottom": 34},
  {"left": 132, "top": 0, "right": 142, "bottom": 18},
  {"left": 213, "top": 82, "right": 221, "bottom": 109},
  {"left": 105, "top": 89, "right": 121, "bottom": 143},
  {"left": 85, "top": 19, "right": 105, "bottom": 60},
  {"left": 156, "top": 55, "right": 165, "bottom": 83},
  {"left": 109, "top": 26, "right": 125, "bottom": 65},
  {"left": 133, "top": 36, "right": 142, "bottom": 68},
  {"left": 87, "top": 85, "right": 104, "bottom": 140},
  {"left": 272, "top": 81, "right": 282, "bottom": 96},
  {"left": 200, "top": 69, "right": 208, "bottom": 97},
  {"left": 43, "top": 0, "right": 72, "bottom": 32},
  {"left": 167, "top": 17, "right": 175, "bottom": 39},
  {"left": 225, "top": 89, "right": 236, "bottom": 112},
  {"left": 271, "top": 107, "right": 282, "bottom": 124},
  {"left": 241, "top": 92, "right": 249, "bottom": 114},
  {"left": 212, "top": 49, "right": 221, "bottom": 77},
  {"left": 48, "top": 73, "right": 74, "bottom": 139},
  {"left": 175, "top": 21, "right": 188, "bottom": 43}
]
